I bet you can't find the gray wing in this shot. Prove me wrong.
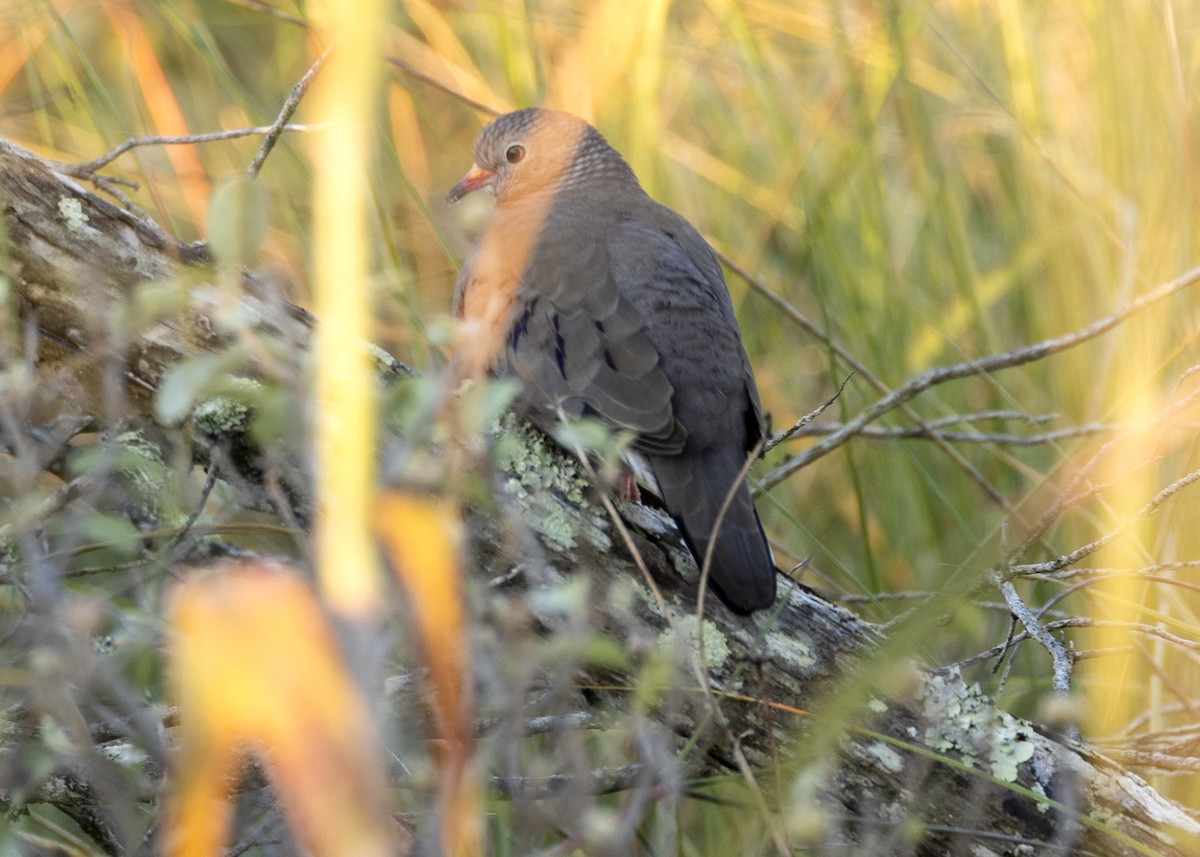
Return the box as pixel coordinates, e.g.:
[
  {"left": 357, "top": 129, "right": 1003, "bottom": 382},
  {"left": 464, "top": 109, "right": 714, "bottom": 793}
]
[
  {"left": 608, "top": 210, "right": 775, "bottom": 613},
  {"left": 499, "top": 224, "right": 687, "bottom": 455},
  {"left": 608, "top": 210, "right": 765, "bottom": 457}
]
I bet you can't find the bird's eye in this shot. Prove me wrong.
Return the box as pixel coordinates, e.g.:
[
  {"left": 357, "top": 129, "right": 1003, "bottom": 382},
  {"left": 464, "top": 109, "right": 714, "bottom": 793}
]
[{"left": 505, "top": 143, "right": 526, "bottom": 164}]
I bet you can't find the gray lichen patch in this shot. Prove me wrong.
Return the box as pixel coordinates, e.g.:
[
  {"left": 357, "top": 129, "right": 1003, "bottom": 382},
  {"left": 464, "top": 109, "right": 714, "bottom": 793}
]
[
  {"left": 765, "top": 630, "right": 817, "bottom": 671},
  {"left": 920, "top": 669, "right": 1036, "bottom": 783},
  {"left": 864, "top": 740, "right": 905, "bottom": 773}
]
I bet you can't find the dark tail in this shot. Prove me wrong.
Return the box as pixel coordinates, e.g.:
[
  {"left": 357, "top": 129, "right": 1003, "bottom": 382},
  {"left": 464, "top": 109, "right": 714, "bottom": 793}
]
[{"left": 651, "top": 448, "right": 777, "bottom": 614}]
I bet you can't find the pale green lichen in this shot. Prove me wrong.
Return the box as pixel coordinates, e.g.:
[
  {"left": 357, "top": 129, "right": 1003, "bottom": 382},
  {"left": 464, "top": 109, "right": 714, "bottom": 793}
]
[
  {"left": 192, "top": 378, "right": 261, "bottom": 435},
  {"left": 765, "top": 630, "right": 817, "bottom": 671},
  {"left": 658, "top": 614, "right": 730, "bottom": 669},
  {"left": 989, "top": 723, "right": 1036, "bottom": 782},
  {"left": 493, "top": 413, "right": 610, "bottom": 553},
  {"left": 920, "top": 669, "right": 1036, "bottom": 783},
  {"left": 868, "top": 696, "right": 889, "bottom": 714},
  {"left": 57, "top": 197, "right": 92, "bottom": 231}
]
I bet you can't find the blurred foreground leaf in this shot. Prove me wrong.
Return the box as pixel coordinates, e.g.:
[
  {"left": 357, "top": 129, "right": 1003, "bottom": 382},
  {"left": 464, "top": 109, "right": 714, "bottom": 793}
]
[
  {"left": 164, "top": 561, "right": 400, "bottom": 857},
  {"left": 375, "top": 491, "right": 480, "bottom": 857},
  {"left": 207, "top": 177, "right": 271, "bottom": 269}
]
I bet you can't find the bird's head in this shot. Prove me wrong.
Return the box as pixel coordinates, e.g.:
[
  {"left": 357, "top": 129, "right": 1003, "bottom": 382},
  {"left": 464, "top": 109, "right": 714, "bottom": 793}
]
[{"left": 447, "top": 108, "right": 634, "bottom": 205}]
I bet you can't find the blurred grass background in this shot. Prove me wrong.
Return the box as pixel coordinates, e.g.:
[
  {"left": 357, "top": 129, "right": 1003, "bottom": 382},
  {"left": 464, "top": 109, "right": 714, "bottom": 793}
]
[{"left": 3, "top": 0, "right": 1200, "bottom": 845}]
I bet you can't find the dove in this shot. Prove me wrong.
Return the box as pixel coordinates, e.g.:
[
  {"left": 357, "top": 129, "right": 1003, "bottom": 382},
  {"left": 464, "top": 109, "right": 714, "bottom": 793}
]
[{"left": 449, "top": 108, "right": 776, "bottom": 614}]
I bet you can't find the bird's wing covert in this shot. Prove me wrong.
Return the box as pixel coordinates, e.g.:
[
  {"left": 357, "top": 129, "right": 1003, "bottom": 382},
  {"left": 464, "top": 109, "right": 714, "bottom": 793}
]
[{"left": 501, "top": 224, "right": 686, "bottom": 454}]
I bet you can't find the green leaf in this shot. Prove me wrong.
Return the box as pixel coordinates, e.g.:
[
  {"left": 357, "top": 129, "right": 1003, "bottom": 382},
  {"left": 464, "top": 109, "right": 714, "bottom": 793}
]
[{"left": 207, "top": 177, "right": 270, "bottom": 268}]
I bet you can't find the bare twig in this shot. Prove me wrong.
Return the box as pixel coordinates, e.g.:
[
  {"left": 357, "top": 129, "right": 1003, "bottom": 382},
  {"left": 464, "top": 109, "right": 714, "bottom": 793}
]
[
  {"left": 162, "top": 462, "right": 220, "bottom": 560},
  {"left": 999, "top": 580, "right": 1075, "bottom": 697},
  {"left": 1046, "top": 560, "right": 1200, "bottom": 581},
  {"left": 61, "top": 126, "right": 323, "bottom": 178},
  {"left": 1007, "top": 468, "right": 1200, "bottom": 578},
  {"left": 924, "top": 410, "right": 1061, "bottom": 427},
  {"left": 954, "top": 617, "right": 1200, "bottom": 671},
  {"left": 760, "top": 265, "right": 1200, "bottom": 489},
  {"left": 559, "top": 429, "right": 672, "bottom": 620},
  {"left": 1029, "top": 571, "right": 1200, "bottom": 620},
  {"left": 247, "top": 46, "right": 331, "bottom": 178},
  {"left": 770, "top": 420, "right": 1118, "bottom": 447},
  {"left": 763, "top": 373, "right": 852, "bottom": 453},
  {"left": 717, "top": 251, "right": 1016, "bottom": 512}
]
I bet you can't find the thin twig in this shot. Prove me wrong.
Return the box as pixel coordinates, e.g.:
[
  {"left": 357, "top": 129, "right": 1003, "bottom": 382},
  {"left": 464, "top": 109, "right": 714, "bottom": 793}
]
[
  {"left": 924, "top": 410, "right": 1062, "bottom": 427},
  {"left": 562, "top": 437, "right": 672, "bottom": 621},
  {"left": 247, "top": 46, "right": 331, "bottom": 178},
  {"left": 1044, "top": 560, "right": 1200, "bottom": 581},
  {"left": 759, "top": 264, "right": 1200, "bottom": 489},
  {"left": 717, "top": 251, "right": 1015, "bottom": 513},
  {"left": 1000, "top": 580, "right": 1075, "bottom": 697},
  {"left": 763, "top": 373, "right": 852, "bottom": 453},
  {"left": 953, "top": 617, "right": 1200, "bottom": 672},
  {"left": 1030, "top": 572, "right": 1200, "bottom": 618},
  {"left": 61, "top": 126, "right": 323, "bottom": 177},
  {"left": 771, "top": 420, "right": 1118, "bottom": 447},
  {"left": 162, "top": 462, "right": 219, "bottom": 560},
  {"left": 1007, "top": 468, "right": 1200, "bottom": 577}
]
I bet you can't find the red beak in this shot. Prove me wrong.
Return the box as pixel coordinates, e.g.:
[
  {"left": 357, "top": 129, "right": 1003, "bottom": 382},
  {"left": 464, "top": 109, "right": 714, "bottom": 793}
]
[{"left": 447, "top": 163, "right": 496, "bottom": 203}]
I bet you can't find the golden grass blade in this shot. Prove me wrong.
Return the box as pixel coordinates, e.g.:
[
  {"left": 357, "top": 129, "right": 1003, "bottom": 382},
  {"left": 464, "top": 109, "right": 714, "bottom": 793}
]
[{"left": 309, "top": 0, "right": 387, "bottom": 617}]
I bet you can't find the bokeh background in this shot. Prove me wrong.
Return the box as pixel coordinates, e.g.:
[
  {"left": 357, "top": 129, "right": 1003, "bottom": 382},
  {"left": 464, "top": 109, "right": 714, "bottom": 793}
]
[{"left": 3, "top": 0, "right": 1200, "bottom": 850}]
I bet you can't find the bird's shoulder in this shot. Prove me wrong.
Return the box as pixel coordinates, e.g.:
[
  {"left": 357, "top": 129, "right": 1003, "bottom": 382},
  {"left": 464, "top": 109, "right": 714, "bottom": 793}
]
[{"left": 607, "top": 201, "right": 768, "bottom": 452}]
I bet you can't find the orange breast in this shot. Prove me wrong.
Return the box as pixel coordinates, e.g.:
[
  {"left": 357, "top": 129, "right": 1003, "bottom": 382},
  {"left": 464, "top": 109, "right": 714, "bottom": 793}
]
[{"left": 453, "top": 201, "right": 552, "bottom": 381}]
